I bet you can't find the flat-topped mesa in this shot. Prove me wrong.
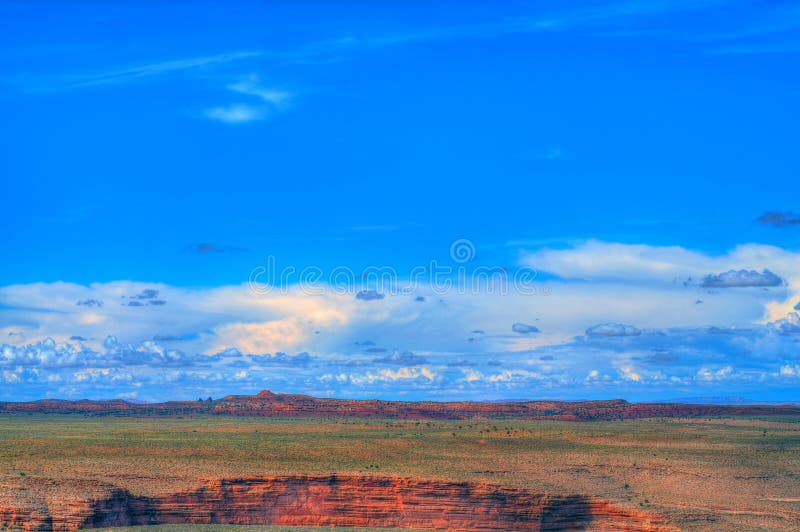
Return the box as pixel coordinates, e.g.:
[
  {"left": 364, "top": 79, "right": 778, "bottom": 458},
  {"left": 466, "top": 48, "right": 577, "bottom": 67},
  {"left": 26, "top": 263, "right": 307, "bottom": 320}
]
[
  {"left": 1, "top": 390, "right": 798, "bottom": 420},
  {"left": 0, "top": 475, "right": 678, "bottom": 532}
]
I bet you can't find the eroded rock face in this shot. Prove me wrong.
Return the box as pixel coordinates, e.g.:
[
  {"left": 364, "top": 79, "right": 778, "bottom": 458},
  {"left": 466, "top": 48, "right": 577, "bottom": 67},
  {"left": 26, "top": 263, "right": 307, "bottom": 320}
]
[{"left": 1, "top": 475, "right": 676, "bottom": 532}]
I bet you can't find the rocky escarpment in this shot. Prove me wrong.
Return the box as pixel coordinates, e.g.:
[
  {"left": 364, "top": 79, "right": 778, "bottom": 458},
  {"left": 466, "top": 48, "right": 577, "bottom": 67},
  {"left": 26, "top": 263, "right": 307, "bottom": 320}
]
[
  {"left": 2, "top": 390, "right": 799, "bottom": 421},
  {"left": 1, "top": 475, "right": 676, "bottom": 532}
]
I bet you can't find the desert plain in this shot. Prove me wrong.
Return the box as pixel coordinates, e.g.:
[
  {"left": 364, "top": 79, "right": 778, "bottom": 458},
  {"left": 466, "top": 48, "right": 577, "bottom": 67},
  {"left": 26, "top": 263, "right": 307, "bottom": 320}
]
[{"left": 0, "top": 393, "right": 799, "bottom": 531}]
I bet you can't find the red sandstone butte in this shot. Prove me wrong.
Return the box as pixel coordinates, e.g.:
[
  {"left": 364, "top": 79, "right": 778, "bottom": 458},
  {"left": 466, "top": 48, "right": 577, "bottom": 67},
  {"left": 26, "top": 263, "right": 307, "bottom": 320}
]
[{"left": 0, "top": 475, "right": 677, "bottom": 531}]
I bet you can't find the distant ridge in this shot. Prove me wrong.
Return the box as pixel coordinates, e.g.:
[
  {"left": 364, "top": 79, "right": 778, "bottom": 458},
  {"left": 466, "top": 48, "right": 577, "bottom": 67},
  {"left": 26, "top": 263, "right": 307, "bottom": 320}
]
[
  {"left": 651, "top": 396, "right": 799, "bottom": 406},
  {"left": 1, "top": 390, "right": 799, "bottom": 420}
]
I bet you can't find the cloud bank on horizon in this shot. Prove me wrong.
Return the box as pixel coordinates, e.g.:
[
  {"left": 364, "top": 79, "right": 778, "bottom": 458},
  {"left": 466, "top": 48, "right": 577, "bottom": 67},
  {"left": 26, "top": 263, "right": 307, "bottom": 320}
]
[
  {"left": 2, "top": 241, "right": 800, "bottom": 402},
  {"left": 2, "top": 2, "right": 799, "bottom": 402}
]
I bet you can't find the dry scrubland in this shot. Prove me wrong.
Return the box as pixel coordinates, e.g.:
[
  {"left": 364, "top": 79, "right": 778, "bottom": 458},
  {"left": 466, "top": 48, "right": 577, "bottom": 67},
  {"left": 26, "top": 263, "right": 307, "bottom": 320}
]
[{"left": 1, "top": 415, "right": 799, "bottom": 530}]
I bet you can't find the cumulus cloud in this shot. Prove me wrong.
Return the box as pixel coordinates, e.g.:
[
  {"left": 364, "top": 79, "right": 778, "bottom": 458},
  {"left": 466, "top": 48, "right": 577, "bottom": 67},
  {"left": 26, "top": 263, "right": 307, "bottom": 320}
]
[
  {"left": 586, "top": 323, "right": 642, "bottom": 337},
  {"left": 701, "top": 269, "right": 783, "bottom": 288},
  {"left": 209, "top": 319, "right": 313, "bottom": 355},
  {"left": 127, "top": 289, "right": 161, "bottom": 300},
  {"left": 8, "top": 320, "right": 797, "bottom": 402},
  {"left": 0, "top": 336, "right": 198, "bottom": 369},
  {"left": 695, "top": 365, "right": 733, "bottom": 381},
  {"left": 152, "top": 333, "right": 198, "bottom": 342},
  {"left": 331, "top": 366, "right": 437, "bottom": 385},
  {"left": 522, "top": 240, "right": 710, "bottom": 281},
  {"left": 373, "top": 351, "right": 428, "bottom": 365},
  {"left": 356, "top": 289, "right": 385, "bottom": 301},
  {"left": 512, "top": 322, "right": 540, "bottom": 334},
  {"left": 204, "top": 75, "right": 291, "bottom": 124},
  {"left": 76, "top": 299, "right": 103, "bottom": 307},
  {"left": 3, "top": 237, "right": 800, "bottom": 402},
  {"left": 247, "top": 351, "right": 313, "bottom": 367},
  {"left": 520, "top": 240, "right": 799, "bottom": 287},
  {"left": 772, "top": 313, "right": 800, "bottom": 334},
  {"left": 757, "top": 211, "right": 800, "bottom": 228}
]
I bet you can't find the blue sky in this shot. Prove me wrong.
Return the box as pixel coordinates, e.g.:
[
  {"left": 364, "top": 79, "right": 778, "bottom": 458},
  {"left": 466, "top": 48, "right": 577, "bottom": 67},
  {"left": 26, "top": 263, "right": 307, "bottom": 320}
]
[{"left": 2, "top": 1, "right": 800, "bottom": 402}]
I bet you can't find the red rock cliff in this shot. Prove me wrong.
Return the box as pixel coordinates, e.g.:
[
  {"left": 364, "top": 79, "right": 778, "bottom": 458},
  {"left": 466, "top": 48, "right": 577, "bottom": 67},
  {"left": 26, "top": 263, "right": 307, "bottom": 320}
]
[
  {"left": 2, "top": 475, "right": 676, "bottom": 531},
  {"left": 2, "top": 391, "right": 798, "bottom": 421}
]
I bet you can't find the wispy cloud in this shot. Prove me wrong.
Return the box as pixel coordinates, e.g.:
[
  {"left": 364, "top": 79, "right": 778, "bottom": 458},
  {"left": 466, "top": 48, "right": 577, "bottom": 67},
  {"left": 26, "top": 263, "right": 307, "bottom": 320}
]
[
  {"left": 279, "top": 0, "right": 729, "bottom": 61},
  {"left": 204, "top": 75, "right": 292, "bottom": 124},
  {"left": 204, "top": 104, "right": 266, "bottom": 124},
  {"left": 541, "top": 147, "right": 565, "bottom": 160},
  {"left": 63, "top": 51, "right": 262, "bottom": 89},
  {"left": 227, "top": 77, "right": 291, "bottom": 108}
]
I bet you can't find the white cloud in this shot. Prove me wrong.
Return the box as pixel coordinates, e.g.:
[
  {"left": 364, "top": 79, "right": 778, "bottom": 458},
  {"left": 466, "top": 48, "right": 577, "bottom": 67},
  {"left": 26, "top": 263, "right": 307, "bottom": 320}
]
[
  {"left": 228, "top": 76, "right": 291, "bottom": 107},
  {"left": 521, "top": 240, "right": 799, "bottom": 284},
  {"left": 3, "top": 238, "right": 800, "bottom": 401},
  {"left": 696, "top": 366, "right": 733, "bottom": 381},
  {"left": 336, "top": 366, "right": 436, "bottom": 384},
  {"left": 780, "top": 364, "right": 800, "bottom": 377},
  {"left": 701, "top": 269, "right": 783, "bottom": 288},
  {"left": 65, "top": 51, "right": 262, "bottom": 89},
  {"left": 205, "top": 75, "right": 292, "bottom": 124},
  {"left": 586, "top": 323, "right": 641, "bottom": 337},
  {"left": 204, "top": 104, "right": 266, "bottom": 124}
]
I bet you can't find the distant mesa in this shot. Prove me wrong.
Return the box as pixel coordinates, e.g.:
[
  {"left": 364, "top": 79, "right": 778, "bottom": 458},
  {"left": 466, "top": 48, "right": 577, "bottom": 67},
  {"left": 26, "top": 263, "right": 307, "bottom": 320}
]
[{"left": 4, "top": 389, "right": 798, "bottom": 421}]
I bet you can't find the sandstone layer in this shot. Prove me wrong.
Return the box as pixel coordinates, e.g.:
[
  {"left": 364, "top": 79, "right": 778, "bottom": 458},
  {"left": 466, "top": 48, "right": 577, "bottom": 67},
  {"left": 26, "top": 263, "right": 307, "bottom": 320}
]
[{"left": 0, "top": 475, "right": 676, "bottom": 532}]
